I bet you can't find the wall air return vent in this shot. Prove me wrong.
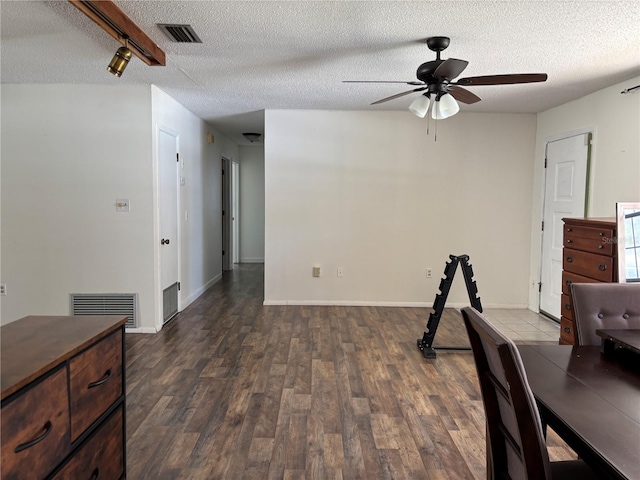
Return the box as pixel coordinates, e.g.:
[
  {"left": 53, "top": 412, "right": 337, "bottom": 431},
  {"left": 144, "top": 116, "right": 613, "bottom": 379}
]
[
  {"left": 70, "top": 293, "right": 138, "bottom": 328},
  {"left": 157, "top": 24, "right": 202, "bottom": 43}
]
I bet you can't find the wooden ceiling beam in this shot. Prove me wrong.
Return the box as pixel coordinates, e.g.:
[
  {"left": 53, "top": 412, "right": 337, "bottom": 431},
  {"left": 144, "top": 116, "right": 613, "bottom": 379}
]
[{"left": 68, "top": 0, "right": 166, "bottom": 66}]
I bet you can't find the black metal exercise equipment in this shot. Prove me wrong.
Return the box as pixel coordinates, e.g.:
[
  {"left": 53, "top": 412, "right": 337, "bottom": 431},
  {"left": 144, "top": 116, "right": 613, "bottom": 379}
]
[{"left": 417, "top": 254, "right": 483, "bottom": 359}]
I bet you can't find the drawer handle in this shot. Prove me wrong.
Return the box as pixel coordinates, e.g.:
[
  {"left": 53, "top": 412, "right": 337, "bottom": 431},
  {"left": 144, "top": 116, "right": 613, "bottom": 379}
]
[
  {"left": 563, "top": 326, "right": 572, "bottom": 333},
  {"left": 565, "top": 303, "right": 571, "bottom": 310},
  {"left": 599, "top": 232, "right": 604, "bottom": 236},
  {"left": 88, "top": 369, "right": 112, "bottom": 389},
  {"left": 566, "top": 256, "right": 573, "bottom": 263},
  {"left": 14, "top": 421, "right": 52, "bottom": 453},
  {"left": 566, "top": 239, "right": 572, "bottom": 244},
  {"left": 598, "top": 264, "right": 607, "bottom": 271},
  {"left": 567, "top": 228, "right": 573, "bottom": 232},
  {"left": 91, "top": 468, "right": 100, "bottom": 480},
  {"left": 565, "top": 280, "right": 573, "bottom": 286},
  {"left": 598, "top": 245, "right": 603, "bottom": 249}
]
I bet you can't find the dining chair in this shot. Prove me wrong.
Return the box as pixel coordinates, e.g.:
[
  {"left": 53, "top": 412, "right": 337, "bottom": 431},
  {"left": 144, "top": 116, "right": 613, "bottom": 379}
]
[
  {"left": 570, "top": 283, "right": 640, "bottom": 346},
  {"left": 461, "top": 307, "right": 599, "bottom": 479}
]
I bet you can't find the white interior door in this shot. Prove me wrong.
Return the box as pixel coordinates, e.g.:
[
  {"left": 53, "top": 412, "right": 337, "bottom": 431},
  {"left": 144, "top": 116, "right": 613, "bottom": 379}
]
[
  {"left": 539, "top": 132, "right": 590, "bottom": 318},
  {"left": 159, "top": 129, "right": 179, "bottom": 320}
]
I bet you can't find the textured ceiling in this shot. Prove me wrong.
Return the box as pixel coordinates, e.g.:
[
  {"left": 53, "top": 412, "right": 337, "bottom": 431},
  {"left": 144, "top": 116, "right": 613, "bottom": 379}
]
[{"left": 1, "top": 1, "right": 639, "bottom": 145}]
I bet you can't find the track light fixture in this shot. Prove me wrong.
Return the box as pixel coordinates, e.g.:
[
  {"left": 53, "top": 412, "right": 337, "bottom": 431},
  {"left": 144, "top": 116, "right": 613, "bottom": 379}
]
[
  {"left": 243, "top": 133, "right": 262, "bottom": 143},
  {"left": 107, "top": 37, "right": 133, "bottom": 77}
]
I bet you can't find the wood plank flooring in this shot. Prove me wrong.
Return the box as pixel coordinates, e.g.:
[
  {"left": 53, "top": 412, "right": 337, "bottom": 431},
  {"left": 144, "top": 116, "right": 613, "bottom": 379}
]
[{"left": 125, "top": 264, "right": 574, "bottom": 479}]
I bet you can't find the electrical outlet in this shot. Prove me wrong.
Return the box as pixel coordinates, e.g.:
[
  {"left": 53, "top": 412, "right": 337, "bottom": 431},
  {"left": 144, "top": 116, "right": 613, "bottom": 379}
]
[
  {"left": 337, "top": 267, "right": 344, "bottom": 278},
  {"left": 426, "top": 268, "right": 433, "bottom": 278},
  {"left": 313, "top": 266, "right": 321, "bottom": 277},
  {"left": 0, "top": 283, "right": 6, "bottom": 296}
]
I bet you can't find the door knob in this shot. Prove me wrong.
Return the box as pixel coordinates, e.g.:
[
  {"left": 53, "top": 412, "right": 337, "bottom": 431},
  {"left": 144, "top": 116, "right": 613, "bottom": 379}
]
[{"left": 161, "top": 238, "right": 170, "bottom": 245}]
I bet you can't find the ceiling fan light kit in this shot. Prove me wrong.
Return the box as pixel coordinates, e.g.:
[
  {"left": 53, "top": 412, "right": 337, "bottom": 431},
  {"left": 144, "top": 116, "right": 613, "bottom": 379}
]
[
  {"left": 409, "top": 94, "right": 431, "bottom": 118},
  {"left": 432, "top": 93, "right": 460, "bottom": 120},
  {"left": 344, "top": 36, "right": 547, "bottom": 122}
]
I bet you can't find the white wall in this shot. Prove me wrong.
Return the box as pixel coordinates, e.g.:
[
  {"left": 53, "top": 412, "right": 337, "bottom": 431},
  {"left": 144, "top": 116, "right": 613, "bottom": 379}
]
[
  {"left": 0, "top": 84, "right": 237, "bottom": 330},
  {"left": 264, "top": 110, "right": 537, "bottom": 307},
  {"left": 238, "top": 145, "right": 265, "bottom": 263},
  {"left": 151, "top": 87, "right": 238, "bottom": 329},
  {"left": 1, "top": 84, "right": 156, "bottom": 326},
  {"left": 527, "top": 76, "right": 640, "bottom": 309}
]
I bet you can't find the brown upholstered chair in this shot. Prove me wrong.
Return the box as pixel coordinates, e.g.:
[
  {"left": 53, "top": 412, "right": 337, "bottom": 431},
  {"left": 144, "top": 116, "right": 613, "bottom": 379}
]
[
  {"left": 461, "top": 307, "right": 598, "bottom": 480},
  {"left": 570, "top": 283, "right": 640, "bottom": 346}
]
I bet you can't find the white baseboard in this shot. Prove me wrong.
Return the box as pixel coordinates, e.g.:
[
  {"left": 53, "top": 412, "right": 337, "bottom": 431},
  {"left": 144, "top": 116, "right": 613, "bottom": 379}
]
[
  {"left": 125, "top": 326, "right": 158, "bottom": 334},
  {"left": 180, "top": 273, "right": 223, "bottom": 310},
  {"left": 264, "top": 300, "right": 432, "bottom": 307},
  {"left": 263, "top": 300, "right": 531, "bottom": 309},
  {"left": 240, "top": 258, "right": 264, "bottom": 263},
  {"left": 481, "top": 303, "right": 530, "bottom": 309}
]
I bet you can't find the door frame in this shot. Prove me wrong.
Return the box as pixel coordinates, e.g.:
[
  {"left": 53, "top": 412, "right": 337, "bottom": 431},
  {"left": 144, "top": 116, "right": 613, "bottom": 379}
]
[
  {"left": 222, "top": 156, "right": 234, "bottom": 271},
  {"left": 232, "top": 160, "right": 240, "bottom": 265},
  {"left": 538, "top": 126, "right": 593, "bottom": 316},
  {"left": 154, "top": 124, "right": 181, "bottom": 330}
]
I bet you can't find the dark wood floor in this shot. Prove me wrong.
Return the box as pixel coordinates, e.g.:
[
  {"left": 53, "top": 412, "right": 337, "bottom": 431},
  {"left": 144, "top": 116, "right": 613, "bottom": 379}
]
[{"left": 125, "top": 264, "right": 574, "bottom": 479}]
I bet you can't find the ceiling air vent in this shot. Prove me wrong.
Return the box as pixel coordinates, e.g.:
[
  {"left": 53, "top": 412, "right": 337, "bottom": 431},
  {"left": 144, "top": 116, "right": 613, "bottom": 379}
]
[{"left": 158, "top": 24, "right": 202, "bottom": 43}]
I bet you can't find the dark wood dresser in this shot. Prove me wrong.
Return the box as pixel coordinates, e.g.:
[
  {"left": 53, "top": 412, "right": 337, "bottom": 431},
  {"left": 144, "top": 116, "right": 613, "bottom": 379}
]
[
  {"left": 1, "top": 315, "right": 127, "bottom": 480},
  {"left": 560, "top": 217, "right": 617, "bottom": 344}
]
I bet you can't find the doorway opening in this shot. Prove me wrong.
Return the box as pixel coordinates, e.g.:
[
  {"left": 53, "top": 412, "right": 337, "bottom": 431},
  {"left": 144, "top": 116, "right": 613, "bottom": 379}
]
[{"left": 222, "top": 157, "right": 240, "bottom": 271}]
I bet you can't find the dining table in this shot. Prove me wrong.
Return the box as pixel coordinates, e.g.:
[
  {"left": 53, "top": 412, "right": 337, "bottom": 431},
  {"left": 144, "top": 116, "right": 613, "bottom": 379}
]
[
  {"left": 518, "top": 343, "right": 640, "bottom": 480},
  {"left": 597, "top": 328, "right": 640, "bottom": 355}
]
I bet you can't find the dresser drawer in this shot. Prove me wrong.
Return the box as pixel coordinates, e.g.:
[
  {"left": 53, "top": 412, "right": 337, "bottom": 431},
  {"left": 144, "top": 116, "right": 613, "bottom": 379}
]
[
  {"left": 560, "top": 317, "right": 575, "bottom": 344},
  {"left": 561, "top": 293, "right": 573, "bottom": 320},
  {"left": 564, "top": 231, "right": 614, "bottom": 256},
  {"left": 1, "top": 367, "right": 71, "bottom": 480},
  {"left": 561, "top": 271, "right": 600, "bottom": 296},
  {"left": 53, "top": 406, "right": 124, "bottom": 480},
  {"left": 69, "top": 330, "right": 123, "bottom": 440},
  {"left": 563, "top": 248, "right": 614, "bottom": 282},
  {"left": 564, "top": 223, "right": 614, "bottom": 242}
]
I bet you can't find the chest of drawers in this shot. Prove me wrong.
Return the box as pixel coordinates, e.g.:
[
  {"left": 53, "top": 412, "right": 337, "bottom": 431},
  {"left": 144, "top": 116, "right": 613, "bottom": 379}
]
[
  {"left": 560, "top": 218, "right": 617, "bottom": 344},
  {"left": 1, "top": 315, "right": 127, "bottom": 480}
]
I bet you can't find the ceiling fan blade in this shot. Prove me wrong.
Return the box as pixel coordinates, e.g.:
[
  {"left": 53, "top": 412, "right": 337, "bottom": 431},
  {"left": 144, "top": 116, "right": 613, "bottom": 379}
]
[
  {"left": 449, "top": 86, "right": 481, "bottom": 104},
  {"left": 343, "top": 80, "right": 425, "bottom": 86},
  {"left": 454, "top": 73, "right": 548, "bottom": 86},
  {"left": 371, "top": 87, "right": 427, "bottom": 105},
  {"left": 433, "top": 58, "right": 469, "bottom": 79}
]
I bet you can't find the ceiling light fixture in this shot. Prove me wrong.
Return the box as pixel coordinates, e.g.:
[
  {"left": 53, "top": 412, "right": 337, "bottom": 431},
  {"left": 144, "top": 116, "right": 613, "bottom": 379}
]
[
  {"left": 431, "top": 93, "right": 460, "bottom": 120},
  {"left": 243, "top": 133, "right": 262, "bottom": 143},
  {"left": 107, "top": 37, "right": 133, "bottom": 77},
  {"left": 69, "top": 0, "right": 165, "bottom": 67},
  {"left": 409, "top": 94, "right": 431, "bottom": 118}
]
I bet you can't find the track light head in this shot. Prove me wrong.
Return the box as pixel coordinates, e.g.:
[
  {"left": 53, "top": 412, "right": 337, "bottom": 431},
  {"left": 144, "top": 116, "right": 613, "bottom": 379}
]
[{"left": 107, "top": 39, "right": 133, "bottom": 77}]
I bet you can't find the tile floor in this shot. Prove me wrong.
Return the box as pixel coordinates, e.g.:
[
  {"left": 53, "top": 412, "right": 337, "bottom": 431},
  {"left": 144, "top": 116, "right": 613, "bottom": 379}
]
[{"left": 482, "top": 308, "right": 560, "bottom": 343}]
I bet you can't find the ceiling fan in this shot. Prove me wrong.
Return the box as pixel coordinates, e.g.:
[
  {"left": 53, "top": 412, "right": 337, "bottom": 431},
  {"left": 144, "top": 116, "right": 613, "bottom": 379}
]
[{"left": 344, "top": 36, "right": 547, "bottom": 119}]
